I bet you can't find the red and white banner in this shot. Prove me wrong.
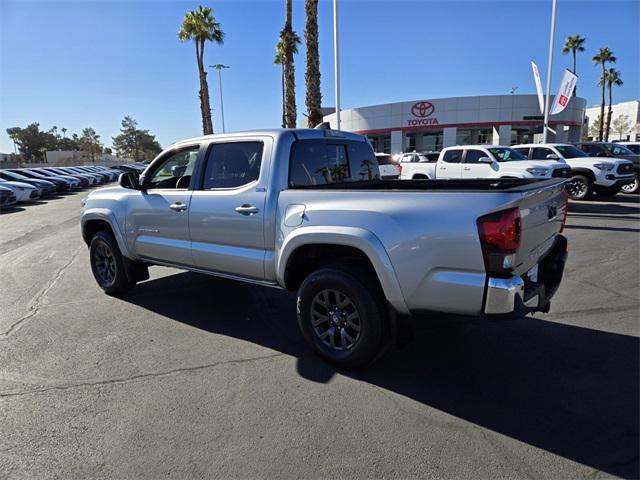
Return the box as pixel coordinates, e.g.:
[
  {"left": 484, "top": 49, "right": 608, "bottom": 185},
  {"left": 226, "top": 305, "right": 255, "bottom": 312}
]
[
  {"left": 550, "top": 69, "right": 578, "bottom": 115},
  {"left": 531, "top": 61, "right": 545, "bottom": 114}
]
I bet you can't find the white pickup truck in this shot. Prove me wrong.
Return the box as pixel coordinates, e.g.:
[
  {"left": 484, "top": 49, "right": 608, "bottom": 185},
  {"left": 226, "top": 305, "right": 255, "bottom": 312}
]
[
  {"left": 512, "top": 144, "right": 636, "bottom": 200},
  {"left": 400, "top": 145, "right": 572, "bottom": 181},
  {"left": 81, "top": 129, "right": 569, "bottom": 367}
]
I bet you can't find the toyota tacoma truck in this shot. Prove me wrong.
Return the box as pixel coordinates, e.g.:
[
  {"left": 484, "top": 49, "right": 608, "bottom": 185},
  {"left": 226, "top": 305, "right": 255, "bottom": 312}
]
[
  {"left": 81, "top": 128, "right": 569, "bottom": 367},
  {"left": 400, "top": 145, "right": 572, "bottom": 181},
  {"left": 513, "top": 143, "right": 636, "bottom": 199}
]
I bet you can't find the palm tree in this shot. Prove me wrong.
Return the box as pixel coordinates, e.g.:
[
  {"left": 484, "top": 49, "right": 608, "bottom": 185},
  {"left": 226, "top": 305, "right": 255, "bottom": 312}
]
[
  {"left": 61, "top": 127, "right": 67, "bottom": 138},
  {"left": 561, "top": 34, "right": 586, "bottom": 96},
  {"left": 179, "top": 5, "right": 224, "bottom": 135},
  {"left": 592, "top": 47, "right": 616, "bottom": 141},
  {"left": 281, "top": 0, "right": 298, "bottom": 128},
  {"left": 275, "top": 36, "right": 300, "bottom": 129},
  {"left": 305, "top": 0, "right": 322, "bottom": 128},
  {"left": 274, "top": 41, "right": 286, "bottom": 128},
  {"left": 600, "top": 69, "right": 623, "bottom": 141}
]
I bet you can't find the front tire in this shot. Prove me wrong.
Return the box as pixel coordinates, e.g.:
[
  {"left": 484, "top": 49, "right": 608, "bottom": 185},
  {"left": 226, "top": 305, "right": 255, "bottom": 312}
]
[
  {"left": 297, "top": 265, "right": 387, "bottom": 368},
  {"left": 621, "top": 174, "right": 638, "bottom": 194},
  {"left": 567, "top": 175, "right": 593, "bottom": 200},
  {"left": 89, "top": 230, "right": 134, "bottom": 295}
]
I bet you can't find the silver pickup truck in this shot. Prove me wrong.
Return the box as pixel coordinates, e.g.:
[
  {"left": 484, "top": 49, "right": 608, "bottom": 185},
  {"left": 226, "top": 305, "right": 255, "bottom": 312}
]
[{"left": 81, "top": 128, "right": 569, "bottom": 367}]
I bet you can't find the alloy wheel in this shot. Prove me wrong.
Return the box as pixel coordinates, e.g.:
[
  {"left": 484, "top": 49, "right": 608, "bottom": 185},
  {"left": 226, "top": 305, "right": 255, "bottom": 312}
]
[
  {"left": 567, "top": 178, "right": 587, "bottom": 198},
  {"left": 310, "top": 289, "right": 361, "bottom": 351},
  {"left": 94, "top": 241, "right": 116, "bottom": 286},
  {"left": 621, "top": 177, "right": 638, "bottom": 194}
]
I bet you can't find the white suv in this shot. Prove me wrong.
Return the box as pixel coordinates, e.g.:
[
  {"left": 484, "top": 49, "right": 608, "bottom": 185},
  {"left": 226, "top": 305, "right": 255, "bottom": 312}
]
[{"left": 513, "top": 143, "right": 635, "bottom": 200}]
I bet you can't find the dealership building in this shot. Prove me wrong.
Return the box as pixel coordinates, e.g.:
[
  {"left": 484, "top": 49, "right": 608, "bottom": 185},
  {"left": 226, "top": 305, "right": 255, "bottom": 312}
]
[{"left": 323, "top": 94, "right": 586, "bottom": 153}]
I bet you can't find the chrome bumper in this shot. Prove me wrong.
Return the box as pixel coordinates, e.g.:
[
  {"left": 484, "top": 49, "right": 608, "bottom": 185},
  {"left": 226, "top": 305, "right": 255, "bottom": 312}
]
[
  {"left": 483, "top": 235, "right": 568, "bottom": 318},
  {"left": 484, "top": 277, "right": 526, "bottom": 315}
]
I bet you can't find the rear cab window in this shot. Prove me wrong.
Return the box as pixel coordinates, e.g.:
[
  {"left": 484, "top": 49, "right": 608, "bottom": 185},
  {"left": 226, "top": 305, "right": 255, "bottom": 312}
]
[{"left": 289, "top": 139, "right": 380, "bottom": 187}]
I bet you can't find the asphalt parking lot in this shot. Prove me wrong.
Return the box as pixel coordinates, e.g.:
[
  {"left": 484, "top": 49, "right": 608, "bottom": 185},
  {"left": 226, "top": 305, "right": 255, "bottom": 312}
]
[{"left": 1, "top": 190, "right": 638, "bottom": 479}]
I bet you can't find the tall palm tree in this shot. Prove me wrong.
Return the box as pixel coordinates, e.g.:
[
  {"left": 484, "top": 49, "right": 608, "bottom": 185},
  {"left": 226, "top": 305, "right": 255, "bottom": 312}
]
[
  {"left": 61, "top": 127, "right": 67, "bottom": 139},
  {"left": 562, "top": 34, "right": 586, "bottom": 96},
  {"left": 179, "top": 5, "right": 224, "bottom": 135},
  {"left": 274, "top": 41, "right": 286, "bottom": 128},
  {"left": 281, "top": 0, "right": 298, "bottom": 128},
  {"left": 305, "top": 0, "right": 322, "bottom": 128},
  {"left": 592, "top": 47, "right": 616, "bottom": 141},
  {"left": 600, "top": 69, "right": 623, "bottom": 141}
]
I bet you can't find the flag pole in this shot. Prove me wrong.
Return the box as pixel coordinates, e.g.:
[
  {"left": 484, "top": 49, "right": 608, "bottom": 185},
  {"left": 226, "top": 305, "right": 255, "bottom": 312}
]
[
  {"left": 543, "top": 0, "right": 557, "bottom": 143},
  {"left": 333, "top": 0, "right": 341, "bottom": 130}
]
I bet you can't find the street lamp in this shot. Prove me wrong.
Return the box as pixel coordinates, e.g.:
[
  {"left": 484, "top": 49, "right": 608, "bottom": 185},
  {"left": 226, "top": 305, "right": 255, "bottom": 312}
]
[{"left": 209, "top": 64, "right": 230, "bottom": 133}]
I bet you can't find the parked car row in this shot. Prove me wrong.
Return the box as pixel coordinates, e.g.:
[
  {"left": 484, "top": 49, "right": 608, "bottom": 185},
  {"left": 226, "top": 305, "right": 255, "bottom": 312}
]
[
  {"left": 0, "top": 163, "right": 146, "bottom": 210},
  {"left": 386, "top": 141, "right": 638, "bottom": 200}
]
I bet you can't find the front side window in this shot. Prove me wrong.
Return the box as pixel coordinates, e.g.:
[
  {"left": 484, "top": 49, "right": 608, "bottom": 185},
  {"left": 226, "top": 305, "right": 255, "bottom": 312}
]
[
  {"left": 202, "top": 142, "right": 263, "bottom": 189},
  {"left": 513, "top": 147, "right": 530, "bottom": 157},
  {"left": 488, "top": 147, "right": 527, "bottom": 162},
  {"left": 147, "top": 146, "right": 200, "bottom": 189},
  {"left": 442, "top": 149, "right": 463, "bottom": 163},
  {"left": 464, "top": 149, "right": 486, "bottom": 164}
]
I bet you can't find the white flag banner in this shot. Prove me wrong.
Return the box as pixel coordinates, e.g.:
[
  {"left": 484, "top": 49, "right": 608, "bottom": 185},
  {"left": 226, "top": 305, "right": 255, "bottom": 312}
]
[
  {"left": 531, "top": 61, "right": 545, "bottom": 114},
  {"left": 550, "top": 69, "right": 578, "bottom": 115}
]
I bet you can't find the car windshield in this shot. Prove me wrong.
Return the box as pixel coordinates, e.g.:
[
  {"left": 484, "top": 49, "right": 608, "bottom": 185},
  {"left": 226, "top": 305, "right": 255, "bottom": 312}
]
[
  {"left": 605, "top": 144, "right": 634, "bottom": 155},
  {"left": 556, "top": 145, "right": 587, "bottom": 158},
  {"left": 488, "top": 147, "right": 527, "bottom": 162}
]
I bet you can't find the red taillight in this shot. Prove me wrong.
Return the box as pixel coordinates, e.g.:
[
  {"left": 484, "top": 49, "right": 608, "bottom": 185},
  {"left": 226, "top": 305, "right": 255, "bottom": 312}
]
[
  {"left": 477, "top": 208, "right": 522, "bottom": 277},
  {"left": 477, "top": 208, "right": 522, "bottom": 253},
  {"left": 560, "top": 189, "right": 569, "bottom": 233}
]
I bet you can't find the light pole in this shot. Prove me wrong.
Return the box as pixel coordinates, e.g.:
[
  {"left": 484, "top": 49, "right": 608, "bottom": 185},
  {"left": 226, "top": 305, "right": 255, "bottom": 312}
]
[
  {"left": 209, "top": 64, "right": 230, "bottom": 133},
  {"left": 333, "top": 0, "right": 341, "bottom": 130},
  {"left": 542, "top": 0, "right": 557, "bottom": 143}
]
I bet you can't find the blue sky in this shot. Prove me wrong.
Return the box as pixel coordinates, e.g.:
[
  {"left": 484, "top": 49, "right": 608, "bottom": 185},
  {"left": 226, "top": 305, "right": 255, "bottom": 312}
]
[{"left": 1, "top": 0, "right": 638, "bottom": 153}]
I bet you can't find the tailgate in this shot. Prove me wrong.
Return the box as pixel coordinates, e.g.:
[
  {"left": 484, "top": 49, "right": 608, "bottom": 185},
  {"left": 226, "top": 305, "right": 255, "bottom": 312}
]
[{"left": 513, "top": 180, "right": 567, "bottom": 276}]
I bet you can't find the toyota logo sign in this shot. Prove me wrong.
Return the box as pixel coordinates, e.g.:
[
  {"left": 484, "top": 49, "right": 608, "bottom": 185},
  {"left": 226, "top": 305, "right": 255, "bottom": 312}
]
[{"left": 411, "top": 101, "right": 435, "bottom": 118}]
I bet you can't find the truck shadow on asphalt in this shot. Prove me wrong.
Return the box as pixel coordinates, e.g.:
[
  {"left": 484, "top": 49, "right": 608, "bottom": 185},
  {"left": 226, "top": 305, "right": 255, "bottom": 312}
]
[{"left": 123, "top": 272, "right": 639, "bottom": 479}]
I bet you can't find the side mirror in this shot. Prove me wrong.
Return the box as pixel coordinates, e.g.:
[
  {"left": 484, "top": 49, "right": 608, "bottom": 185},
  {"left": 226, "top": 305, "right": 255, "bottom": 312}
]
[
  {"left": 478, "top": 157, "right": 494, "bottom": 164},
  {"left": 119, "top": 171, "right": 142, "bottom": 190},
  {"left": 546, "top": 153, "right": 559, "bottom": 160},
  {"left": 172, "top": 165, "right": 187, "bottom": 177}
]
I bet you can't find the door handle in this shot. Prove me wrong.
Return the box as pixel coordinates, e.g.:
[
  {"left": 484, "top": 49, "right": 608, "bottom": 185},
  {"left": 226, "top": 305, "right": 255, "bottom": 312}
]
[
  {"left": 169, "top": 202, "right": 188, "bottom": 212},
  {"left": 463, "top": 167, "right": 471, "bottom": 170},
  {"left": 235, "top": 204, "right": 259, "bottom": 215}
]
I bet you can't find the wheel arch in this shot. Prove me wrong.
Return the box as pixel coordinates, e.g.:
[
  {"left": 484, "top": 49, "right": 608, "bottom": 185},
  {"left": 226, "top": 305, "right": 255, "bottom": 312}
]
[
  {"left": 277, "top": 227, "right": 409, "bottom": 315},
  {"left": 570, "top": 168, "right": 596, "bottom": 182},
  {"left": 81, "top": 210, "right": 131, "bottom": 258}
]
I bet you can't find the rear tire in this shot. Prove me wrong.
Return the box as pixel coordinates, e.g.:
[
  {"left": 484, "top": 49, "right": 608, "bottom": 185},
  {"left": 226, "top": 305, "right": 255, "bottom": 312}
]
[
  {"left": 89, "top": 230, "right": 134, "bottom": 295},
  {"left": 567, "top": 175, "right": 593, "bottom": 200},
  {"left": 621, "top": 174, "right": 638, "bottom": 194},
  {"left": 297, "top": 265, "right": 387, "bottom": 368}
]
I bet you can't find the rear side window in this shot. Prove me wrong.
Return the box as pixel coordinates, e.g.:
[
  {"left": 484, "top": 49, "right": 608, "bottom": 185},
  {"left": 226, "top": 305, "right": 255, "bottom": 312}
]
[
  {"left": 289, "top": 140, "right": 379, "bottom": 186},
  {"left": 442, "top": 149, "right": 463, "bottom": 163},
  {"left": 202, "top": 142, "right": 263, "bottom": 189}
]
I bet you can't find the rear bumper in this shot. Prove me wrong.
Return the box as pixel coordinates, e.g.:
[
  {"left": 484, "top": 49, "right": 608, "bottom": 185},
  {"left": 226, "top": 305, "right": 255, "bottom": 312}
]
[{"left": 483, "top": 235, "right": 568, "bottom": 318}]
